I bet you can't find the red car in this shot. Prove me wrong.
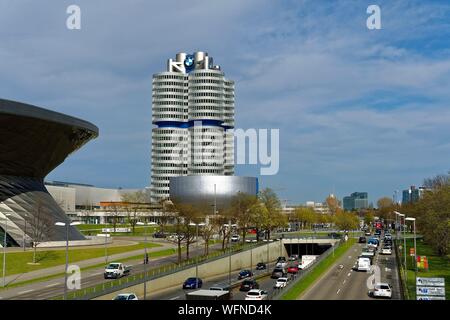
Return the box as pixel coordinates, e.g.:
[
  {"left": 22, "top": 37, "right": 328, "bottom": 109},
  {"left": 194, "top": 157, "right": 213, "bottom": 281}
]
[{"left": 287, "top": 265, "right": 299, "bottom": 274}]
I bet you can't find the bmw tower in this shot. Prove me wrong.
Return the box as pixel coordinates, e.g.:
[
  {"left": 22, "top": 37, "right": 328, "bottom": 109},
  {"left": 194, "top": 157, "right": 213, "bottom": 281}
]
[{"left": 150, "top": 52, "right": 235, "bottom": 203}]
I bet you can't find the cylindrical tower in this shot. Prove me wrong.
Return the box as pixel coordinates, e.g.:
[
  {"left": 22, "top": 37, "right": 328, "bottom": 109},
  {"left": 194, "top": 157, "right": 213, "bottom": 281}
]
[{"left": 150, "top": 52, "right": 235, "bottom": 203}]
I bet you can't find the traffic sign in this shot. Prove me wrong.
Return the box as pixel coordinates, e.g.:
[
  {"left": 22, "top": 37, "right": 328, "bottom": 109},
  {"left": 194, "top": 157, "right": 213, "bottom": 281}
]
[
  {"left": 417, "top": 277, "right": 445, "bottom": 287},
  {"left": 416, "top": 286, "right": 446, "bottom": 297},
  {"left": 417, "top": 295, "right": 446, "bottom": 300}
]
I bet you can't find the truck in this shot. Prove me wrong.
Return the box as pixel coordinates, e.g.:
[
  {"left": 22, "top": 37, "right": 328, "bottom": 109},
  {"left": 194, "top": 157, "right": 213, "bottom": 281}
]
[
  {"left": 185, "top": 289, "right": 231, "bottom": 300},
  {"left": 104, "top": 262, "right": 131, "bottom": 279},
  {"left": 299, "top": 255, "right": 318, "bottom": 270}
]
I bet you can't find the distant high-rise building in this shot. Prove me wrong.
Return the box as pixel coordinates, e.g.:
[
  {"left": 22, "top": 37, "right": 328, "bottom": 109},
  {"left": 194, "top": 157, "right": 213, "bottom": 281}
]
[
  {"left": 343, "top": 192, "right": 369, "bottom": 211},
  {"left": 150, "top": 52, "right": 234, "bottom": 203},
  {"left": 401, "top": 186, "right": 427, "bottom": 205}
]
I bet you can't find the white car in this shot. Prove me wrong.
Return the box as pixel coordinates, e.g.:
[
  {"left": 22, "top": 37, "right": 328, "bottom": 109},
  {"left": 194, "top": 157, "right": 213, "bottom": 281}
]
[
  {"left": 276, "top": 261, "right": 288, "bottom": 268},
  {"left": 372, "top": 283, "right": 392, "bottom": 299},
  {"left": 231, "top": 235, "right": 240, "bottom": 242},
  {"left": 381, "top": 247, "right": 392, "bottom": 255},
  {"left": 245, "top": 289, "right": 268, "bottom": 300},
  {"left": 113, "top": 293, "right": 138, "bottom": 300},
  {"left": 274, "top": 277, "right": 289, "bottom": 288}
]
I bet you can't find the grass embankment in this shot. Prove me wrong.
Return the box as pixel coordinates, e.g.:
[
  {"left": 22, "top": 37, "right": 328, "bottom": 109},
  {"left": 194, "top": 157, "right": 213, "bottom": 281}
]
[
  {"left": 400, "top": 238, "right": 450, "bottom": 300},
  {"left": 281, "top": 238, "right": 356, "bottom": 300},
  {"left": 0, "top": 242, "right": 160, "bottom": 277}
]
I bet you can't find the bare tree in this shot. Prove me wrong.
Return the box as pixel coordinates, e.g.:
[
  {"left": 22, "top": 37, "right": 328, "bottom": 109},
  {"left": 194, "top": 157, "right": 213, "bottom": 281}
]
[
  {"left": 28, "top": 200, "right": 54, "bottom": 263},
  {"left": 106, "top": 202, "right": 121, "bottom": 232},
  {"left": 121, "top": 191, "right": 147, "bottom": 233}
]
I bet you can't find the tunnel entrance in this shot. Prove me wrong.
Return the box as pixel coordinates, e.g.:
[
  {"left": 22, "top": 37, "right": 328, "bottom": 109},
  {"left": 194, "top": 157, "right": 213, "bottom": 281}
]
[{"left": 284, "top": 243, "right": 331, "bottom": 257}]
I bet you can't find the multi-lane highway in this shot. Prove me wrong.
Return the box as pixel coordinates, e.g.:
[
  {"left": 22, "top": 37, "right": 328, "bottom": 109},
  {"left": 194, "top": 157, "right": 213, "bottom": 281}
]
[{"left": 300, "top": 238, "right": 401, "bottom": 300}]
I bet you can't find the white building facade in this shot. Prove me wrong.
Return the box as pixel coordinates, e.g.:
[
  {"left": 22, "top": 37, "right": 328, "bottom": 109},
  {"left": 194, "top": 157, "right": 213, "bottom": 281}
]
[{"left": 151, "top": 52, "right": 235, "bottom": 202}]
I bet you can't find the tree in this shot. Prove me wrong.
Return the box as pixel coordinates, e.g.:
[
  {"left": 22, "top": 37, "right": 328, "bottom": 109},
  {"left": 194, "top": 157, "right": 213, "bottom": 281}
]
[
  {"left": 334, "top": 211, "right": 359, "bottom": 231},
  {"left": 121, "top": 191, "right": 147, "bottom": 233},
  {"left": 228, "top": 192, "right": 259, "bottom": 243},
  {"left": 29, "top": 200, "right": 54, "bottom": 263},
  {"left": 258, "top": 188, "right": 287, "bottom": 238},
  {"left": 423, "top": 173, "right": 450, "bottom": 189},
  {"left": 105, "top": 202, "right": 121, "bottom": 232},
  {"left": 171, "top": 203, "right": 201, "bottom": 261},
  {"left": 158, "top": 199, "right": 176, "bottom": 234},
  {"left": 326, "top": 195, "right": 341, "bottom": 215},
  {"left": 294, "top": 207, "right": 315, "bottom": 229},
  {"left": 364, "top": 210, "right": 375, "bottom": 227},
  {"left": 405, "top": 183, "right": 450, "bottom": 256}
]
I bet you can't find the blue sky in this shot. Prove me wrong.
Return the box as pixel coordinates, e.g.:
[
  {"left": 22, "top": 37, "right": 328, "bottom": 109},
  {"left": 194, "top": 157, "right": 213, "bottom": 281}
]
[{"left": 0, "top": 0, "right": 449, "bottom": 205}]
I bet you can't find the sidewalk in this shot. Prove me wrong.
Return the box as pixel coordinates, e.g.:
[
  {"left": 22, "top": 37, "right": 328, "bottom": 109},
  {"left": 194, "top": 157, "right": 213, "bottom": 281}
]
[{"left": 3, "top": 241, "right": 176, "bottom": 286}]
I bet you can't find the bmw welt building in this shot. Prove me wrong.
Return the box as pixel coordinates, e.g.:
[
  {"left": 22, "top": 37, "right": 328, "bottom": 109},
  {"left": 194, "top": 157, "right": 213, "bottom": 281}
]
[
  {"left": 150, "top": 52, "right": 257, "bottom": 207},
  {"left": 0, "top": 99, "right": 98, "bottom": 246}
]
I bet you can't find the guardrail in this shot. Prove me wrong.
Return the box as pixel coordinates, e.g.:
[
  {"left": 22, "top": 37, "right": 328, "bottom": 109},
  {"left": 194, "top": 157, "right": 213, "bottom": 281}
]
[
  {"left": 268, "top": 240, "right": 343, "bottom": 300},
  {"left": 59, "top": 240, "right": 276, "bottom": 300}
]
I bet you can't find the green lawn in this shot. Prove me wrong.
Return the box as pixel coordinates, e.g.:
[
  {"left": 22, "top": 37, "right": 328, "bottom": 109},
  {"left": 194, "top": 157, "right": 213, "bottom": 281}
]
[
  {"left": 281, "top": 238, "right": 357, "bottom": 300},
  {"left": 0, "top": 242, "right": 161, "bottom": 277},
  {"left": 400, "top": 238, "right": 450, "bottom": 300}
]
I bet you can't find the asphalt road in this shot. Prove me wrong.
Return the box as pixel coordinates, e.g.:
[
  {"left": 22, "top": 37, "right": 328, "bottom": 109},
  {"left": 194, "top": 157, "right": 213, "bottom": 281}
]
[
  {"left": 300, "top": 237, "right": 401, "bottom": 300},
  {"left": 2, "top": 243, "right": 221, "bottom": 300}
]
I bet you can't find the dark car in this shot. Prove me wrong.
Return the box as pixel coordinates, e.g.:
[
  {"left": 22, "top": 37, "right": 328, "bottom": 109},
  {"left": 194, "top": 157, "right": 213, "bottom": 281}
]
[
  {"left": 239, "top": 279, "right": 259, "bottom": 292},
  {"left": 328, "top": 232, "right": 342, "bottom": 239},
  {"left": 256, "top": 262, "right": 267, "bottom": 270},
  {"left": 238, "top": 270, "right": 253, "bottom": 280},
  {"left": 152, "top": 231, "right": 166, "bottom": 238},
  {"left": 277, "top": 256, "right": 287, "bottom": 263},
  {"left": 271, "top": 267, "right": 287, "bottom": 279},
  {"left": 358, "top": 236, "right": 367, "bottom": 243},
  {"left": 182, "top": 277, "right": 203, "bottom": 289}
]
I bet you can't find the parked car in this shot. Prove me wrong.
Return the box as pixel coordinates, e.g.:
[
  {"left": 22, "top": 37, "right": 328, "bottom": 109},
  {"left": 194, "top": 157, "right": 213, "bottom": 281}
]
[
  {"left": 287, "top": 265, "right": 299, "bottom": 274},
  {"left": 152, "top": 231, "right": 166, "bottom": 238},
  {"left": 256, "top": 262, "right": 267, "bottom": 270},
  {"left": 358, "top": 236, "right": 367, "bottom": 243},
  {"left": 112, "top": 293, "right": 138, "bottom": 300},
  {"left": 381, "top": 247, "right": 392, "bottom": 255},
  {"left": 183, "top": 277, "right": 203, "bottom": 289},
  {"left": 239, "top": 279, "right": 259, "bottom": 291},
  {"left": 245, "top": 289, "right": 268, "bottom": 300},
  {"left": 231, "top": 234, "right": 240, "bottom": 242},
  {"left": 238, "top": 270, "right": 253, "bottom": 280},
  {"left": 372, "top": 283, "right": 392, "bottom": 299},
  {"left": 274, "top": 277, "right": 289, "bottom": 289},
  {"left": 271, "top": 267, "right": 287, "bottom": 279}
]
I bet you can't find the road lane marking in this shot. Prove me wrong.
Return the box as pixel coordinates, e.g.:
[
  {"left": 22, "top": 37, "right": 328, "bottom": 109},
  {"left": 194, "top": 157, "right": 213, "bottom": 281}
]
[
  {"left": 336, "top": 289, "right": 341, "bottom": 294},
  {"left": 343, "top": 280, "right": 346, "bottom": 284},
  {"left": 348, "top": 256, "right": 352, "bottom": 259},
  {"left": 347, "top": 273, "right": 351, "bottom": 276},
  {"left": 17, "top": 290, "right": 34, "bottom": 295},
  {"left": 45, "top": 283, "right": 60, "bottom": 288},
  {"left": 170, "top": 296, "right": 180, "bottom": 300}
]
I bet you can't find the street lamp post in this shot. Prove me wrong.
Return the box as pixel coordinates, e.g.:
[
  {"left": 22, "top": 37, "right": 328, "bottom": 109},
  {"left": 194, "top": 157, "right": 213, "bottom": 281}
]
[
  {"left": 224, "top": 222, "right": 236, "bottom": 287},
  {"left": 189, "top": 222, "right": 205, "bottom": 289},
  {"left": 406, "top": 217, "right": 417, "bottom": 280},
  {"left": 55, "top": 220, "right": 82, "bottom": 300},
  {"left": 2, "top": 213, "right": 12, "bottom": 288},
  {"left": 23, "top": 212, "right": 28, "bottom": 252},
  {"left": 137, "top": 221, "right": 157, "bottom": 300}
]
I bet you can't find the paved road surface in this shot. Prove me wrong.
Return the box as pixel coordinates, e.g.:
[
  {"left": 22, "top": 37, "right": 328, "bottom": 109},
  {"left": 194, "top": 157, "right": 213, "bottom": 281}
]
[{"left": 300, "top": 238, "right": 401, "bottom": 300}]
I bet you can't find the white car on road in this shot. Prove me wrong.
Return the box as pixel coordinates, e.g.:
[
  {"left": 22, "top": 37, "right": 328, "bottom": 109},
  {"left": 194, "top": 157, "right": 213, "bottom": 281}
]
[
  {"left": 274, "top": 277, "right": 289, "bottom": 288},
  {"left": 113, "top": 293, "right": 138, "bottom": 300},
  {"left": 381, "top": 247, "right": 392, "bottom": 255},
  {"left": 245, "top": 289, "right": 268, "bottom": 300},
  {"left": 372, "top": 283, "right": 392, "bottom": 299}
]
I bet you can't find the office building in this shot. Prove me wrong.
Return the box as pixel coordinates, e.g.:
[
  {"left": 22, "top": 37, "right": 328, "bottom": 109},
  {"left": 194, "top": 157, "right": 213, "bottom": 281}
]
[
  {"left": 343, "top": 192, "right": 369, "bottom": 211},
  {"left": 402, "top": 185, "right": 427, "bottom": 205},
  {"left": 150, "top": 52, "right": 235, "bottom": 203}
]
